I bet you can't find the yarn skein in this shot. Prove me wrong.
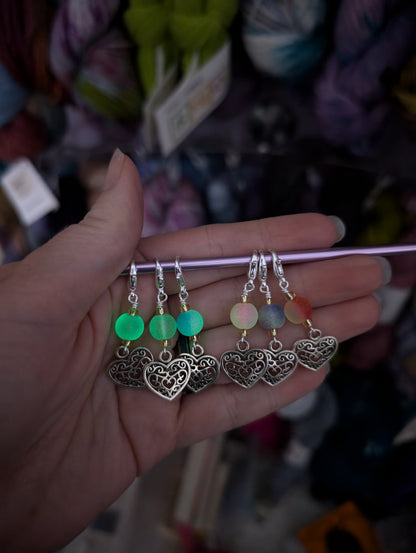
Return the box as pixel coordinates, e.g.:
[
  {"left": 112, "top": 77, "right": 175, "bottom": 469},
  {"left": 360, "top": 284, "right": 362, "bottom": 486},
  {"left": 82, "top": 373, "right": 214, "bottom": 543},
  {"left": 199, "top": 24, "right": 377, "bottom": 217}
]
[
  {"left": 0, "top": 1, "right": 64, "bottom": 100},
  {"left": 0, "top": 64, "right": 29, "bottom": 128},
  {"left": 334, "top": 0, "right": 405, "bottom": 63},
  {"left": 49, "top": 0, "right": 121, "bottom": 87},
  {"left": 315, "top": 1, "right": 416, "bottom": 154},
  {"left": 123, "top": 0, "right": 175, "bottom": 97},
  {"left": 242, "top": 0, "right": 328, "bottom": 81},
  {"left": 50, "top": 0, "right": 142, "bottom": 120},
  {"left": 170, "top": 0, "right": 239, "bottom": 72},
  {"left": 0, "top": 1, "right": 63, "bottom": 160}
]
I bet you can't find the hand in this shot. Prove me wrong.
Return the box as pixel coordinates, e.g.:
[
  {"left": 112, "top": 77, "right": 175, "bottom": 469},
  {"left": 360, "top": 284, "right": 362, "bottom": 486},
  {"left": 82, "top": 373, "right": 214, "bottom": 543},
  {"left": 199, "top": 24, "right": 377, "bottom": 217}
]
[{"left": 0, "top": 151, "right": 386, "bottom": 552}]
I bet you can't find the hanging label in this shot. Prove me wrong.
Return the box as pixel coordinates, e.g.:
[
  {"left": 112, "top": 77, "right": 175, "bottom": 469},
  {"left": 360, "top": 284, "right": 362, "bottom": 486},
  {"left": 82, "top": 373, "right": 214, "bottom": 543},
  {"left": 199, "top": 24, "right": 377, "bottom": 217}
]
[
  {"left": 155, "top": 42, "right": 231, "bottom": 156},
  {"left": 1, "top": 158, "right": 59, "bottom": 226}
]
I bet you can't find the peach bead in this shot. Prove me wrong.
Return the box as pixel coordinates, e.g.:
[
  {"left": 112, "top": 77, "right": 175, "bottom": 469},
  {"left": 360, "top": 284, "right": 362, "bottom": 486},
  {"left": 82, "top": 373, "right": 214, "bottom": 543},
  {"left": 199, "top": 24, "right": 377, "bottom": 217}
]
[
  {"left": 230, "top": 302, "right": 258, "bottom": 330},
  {"left": 284, "top": 296, "right": 312, "bottom": 324}
]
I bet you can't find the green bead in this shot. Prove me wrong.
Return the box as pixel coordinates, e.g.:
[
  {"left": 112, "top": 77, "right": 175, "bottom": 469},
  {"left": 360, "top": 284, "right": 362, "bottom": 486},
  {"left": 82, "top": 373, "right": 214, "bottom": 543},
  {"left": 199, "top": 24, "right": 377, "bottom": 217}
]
[
  {"left": 149, "top": 313, "right": 177, "bottom": 341},
  {"left": 177, "top": 309, "right": 203, "bottom": 337},
  {"left": 115, "top": 313, "right": 144, "bottom": 341}
]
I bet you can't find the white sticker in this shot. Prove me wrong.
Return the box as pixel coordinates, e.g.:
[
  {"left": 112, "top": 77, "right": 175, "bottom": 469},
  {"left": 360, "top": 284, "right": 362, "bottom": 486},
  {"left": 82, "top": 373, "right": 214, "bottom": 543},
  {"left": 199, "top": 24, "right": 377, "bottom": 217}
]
[
  {"left": 1, "top": 158, "right": 59, "bottom": 226},
  {"left": 155, "top": 42, "right": 231, "bottom": 156}
]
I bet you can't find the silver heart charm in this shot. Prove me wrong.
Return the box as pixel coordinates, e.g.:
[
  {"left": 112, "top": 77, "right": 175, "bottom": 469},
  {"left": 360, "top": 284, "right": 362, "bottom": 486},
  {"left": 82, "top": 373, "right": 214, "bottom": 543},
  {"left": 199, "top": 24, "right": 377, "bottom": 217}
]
[
  {"left": 107, "top": 347, "right": 153, "bottom": 389},
  {"left": 293, "top": 335, "right": 338, "bottom": 371},
  {"left": 144, "top": 358, "right": 191, "bottom": 400},
  {"left": 220, "top": 348, "right": 268, "bottom": 389},
  {"left": 262, "top": 349, "right": 298, "bottom": 386},
  {"left": 180, "top": 352, "right": 220, "bottom": 393}
]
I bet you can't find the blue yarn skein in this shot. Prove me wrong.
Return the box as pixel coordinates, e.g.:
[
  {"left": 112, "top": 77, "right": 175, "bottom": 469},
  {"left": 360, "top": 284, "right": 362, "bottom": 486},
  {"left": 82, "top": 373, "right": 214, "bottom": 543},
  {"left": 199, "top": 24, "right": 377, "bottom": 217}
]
[
  {"left": 242, "top": 0, "right": 328, "bottom": 81},
  {"left": 0, "top": 63, "right": 29, "bottom": 128}
]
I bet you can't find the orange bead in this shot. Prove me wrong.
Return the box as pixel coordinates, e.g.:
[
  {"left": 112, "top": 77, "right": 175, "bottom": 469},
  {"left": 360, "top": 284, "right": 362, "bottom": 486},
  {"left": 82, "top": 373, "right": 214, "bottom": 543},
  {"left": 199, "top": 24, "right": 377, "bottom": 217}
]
[{"left": 284, "top": 296, "right": 312, "bottom": 324}]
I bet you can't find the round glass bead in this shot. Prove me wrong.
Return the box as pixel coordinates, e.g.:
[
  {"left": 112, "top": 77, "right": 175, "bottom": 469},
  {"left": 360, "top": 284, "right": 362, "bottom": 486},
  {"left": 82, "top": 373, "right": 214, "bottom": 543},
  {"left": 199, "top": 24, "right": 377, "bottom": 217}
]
[
  {"left": 149, "top": 313, "right": 177, "bottom": 341},
  {"left": 177, "top": 309, "right": 204, "bottom": 337},
  {"left": 284, "top": 296, "right": 312, "bottom": 324},
  {"left": 115, "top": 313, "right": 144, "bottom": 341},
  {"left": 230, "top": 302, "right": 258, "bottom": 330},
  {"left": 258, "top": 303, "right": 285, "bottom": 330}
]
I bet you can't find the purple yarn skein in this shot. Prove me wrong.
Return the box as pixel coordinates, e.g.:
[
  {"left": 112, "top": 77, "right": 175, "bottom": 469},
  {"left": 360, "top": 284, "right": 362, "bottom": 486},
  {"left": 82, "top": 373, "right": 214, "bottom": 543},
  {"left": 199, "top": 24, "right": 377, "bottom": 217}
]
[
  {"left": 49, "top": 0, "right": 121, "bottom": 86},
  {"left": 315, "top": 1, "right": 416, "bottom": 153}
]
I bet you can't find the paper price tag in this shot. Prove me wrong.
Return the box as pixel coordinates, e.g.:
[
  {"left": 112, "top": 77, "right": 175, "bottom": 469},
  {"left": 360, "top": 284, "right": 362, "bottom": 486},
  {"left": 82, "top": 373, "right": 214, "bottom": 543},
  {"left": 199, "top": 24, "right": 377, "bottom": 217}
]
[
  {"left": 155, "top": 42, "right": 231, "bottom": 156},
  {"left": 1, "top": 158, "right": 59, "bottom": 226}
]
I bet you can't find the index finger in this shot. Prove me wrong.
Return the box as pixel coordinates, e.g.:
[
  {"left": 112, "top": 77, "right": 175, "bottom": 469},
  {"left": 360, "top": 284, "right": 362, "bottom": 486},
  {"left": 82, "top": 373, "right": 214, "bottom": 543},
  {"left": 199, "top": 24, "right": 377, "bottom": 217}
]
[{"left": 137, "top": 213, "right": 343, "bottom": 292}]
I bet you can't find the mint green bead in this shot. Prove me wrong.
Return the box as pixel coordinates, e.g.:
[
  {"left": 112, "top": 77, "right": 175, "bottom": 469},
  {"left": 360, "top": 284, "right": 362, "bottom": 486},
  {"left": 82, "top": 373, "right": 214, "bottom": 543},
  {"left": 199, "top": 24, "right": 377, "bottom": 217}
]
[
  {"left": 177, "top": 309, "right": 203, "bottom": 337},
  {"left": 149, "top": 313, "right": 177, "bottom": 340},
  {"left": 115, "top": 313, "right": 144, "bottom": 341}
]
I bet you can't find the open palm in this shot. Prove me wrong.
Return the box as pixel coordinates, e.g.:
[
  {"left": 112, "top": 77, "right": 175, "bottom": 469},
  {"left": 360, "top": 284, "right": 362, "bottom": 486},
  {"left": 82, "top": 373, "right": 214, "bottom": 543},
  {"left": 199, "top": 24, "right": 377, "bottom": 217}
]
[{"left": 0, "top": 152, "right": 385, "bottom": 552}]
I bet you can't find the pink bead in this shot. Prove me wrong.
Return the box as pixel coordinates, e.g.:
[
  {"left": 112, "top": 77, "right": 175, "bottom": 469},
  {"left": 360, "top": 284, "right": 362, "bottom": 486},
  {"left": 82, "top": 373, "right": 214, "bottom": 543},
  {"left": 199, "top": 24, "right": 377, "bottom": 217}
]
[
  {"left": 284, "top": 296, "right": 312, "bottom": 324},
  {"left": 230, "top": 302, "right": 258, "bottom": 330}
]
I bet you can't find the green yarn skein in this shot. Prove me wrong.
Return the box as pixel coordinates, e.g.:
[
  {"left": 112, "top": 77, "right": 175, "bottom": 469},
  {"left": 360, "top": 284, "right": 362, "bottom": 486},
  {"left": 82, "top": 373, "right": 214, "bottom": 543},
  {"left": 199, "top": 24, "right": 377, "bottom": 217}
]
[
  {"left": 170, "top": 0, "right": 238, "bottom": 73},
  {"left": 124, "top": 0, "right": 176, "bottom": 97},
  {"left": 123, "top": 0, "right": 238, "bottom": 96}
]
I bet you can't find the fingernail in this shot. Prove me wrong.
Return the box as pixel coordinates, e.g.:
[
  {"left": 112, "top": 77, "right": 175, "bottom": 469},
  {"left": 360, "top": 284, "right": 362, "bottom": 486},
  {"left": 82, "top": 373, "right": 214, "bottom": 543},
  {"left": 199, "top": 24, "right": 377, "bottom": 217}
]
[
  {"left": 373, "top": 290, "right": 383, "bottom": 308},
  {"left": 328, "top": 215, "right": 346, "bottom": 242},
  {"left": 107, "top": 148, "right": 125, "bottom": 186},
  {"left": 375, "top": 256, "right": 392, "bottom": 285}
]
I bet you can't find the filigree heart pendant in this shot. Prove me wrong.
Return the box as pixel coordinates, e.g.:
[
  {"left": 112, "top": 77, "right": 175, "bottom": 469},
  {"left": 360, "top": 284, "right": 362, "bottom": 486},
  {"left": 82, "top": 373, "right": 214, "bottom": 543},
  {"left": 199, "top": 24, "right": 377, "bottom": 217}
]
[
  {"left": 293, "top": 335, "right": 338, "bottom": 371},
  {"left": 144, "top": 358, "right": 191, "bottom": 400},
  {"left": 180, "top": 352, "right": 220, "bottom": 393},
  {"left": 262, "top": 349, "right": 298, "bottom": 386},
  {"left": 220, "top": 348, "right": 268, "bottom": 389},
  {"left": 107, "top": 346, "right": 154, "bottom": 389}
]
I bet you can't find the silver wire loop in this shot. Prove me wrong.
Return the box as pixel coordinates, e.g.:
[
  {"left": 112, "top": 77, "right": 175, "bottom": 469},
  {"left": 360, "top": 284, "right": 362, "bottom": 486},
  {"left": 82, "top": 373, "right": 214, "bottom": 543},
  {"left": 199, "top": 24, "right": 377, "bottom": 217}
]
[
  {"left": 129, "top": 261, "right": 137, "bottom": 292},
  {"left": 258, "top": 250, "right": 271, "bottom": 298},
  {"left": 175, "top": 257, "right": 189, "bottom": 303},
  {"left": 159, "top": 348, "right": 173, "bottom": 363},
  {"left": 309, "top": 327, "right": 322, "bottom": 340},
  {"left": 269, "top": 337, "right": 283, "bottom": 352},
  {"left": 237, "top": 336, "right": 250, "bottom": 352},
  {"left": 128, "top": 261, "right": 139, "bottom": 308},
  {"left": 242, "top": 251, "right": 258, "bottom": 296},
  {"left": 155, "top": 260, "right": 168, "bottom": 306},
  {"left": 191, "top": 342, "right": 204, "bottom": 356},
  {"left": 128, "top": 291, "right": 139, "bottom": 306},
  {"left": 271, "top": 251, "right": 290, "bottom": 293},
  {"left": 116, "top": 345, "right": 130, "bottom": 358}
]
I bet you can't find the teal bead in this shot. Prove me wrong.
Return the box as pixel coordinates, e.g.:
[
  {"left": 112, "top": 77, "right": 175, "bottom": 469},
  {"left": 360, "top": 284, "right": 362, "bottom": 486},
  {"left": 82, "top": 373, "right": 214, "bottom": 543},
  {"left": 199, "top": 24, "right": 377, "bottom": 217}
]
[
  {"left": 115, "top": 313, "right": 144, "bottom": 341},
  {"left": 177, "top": 309, "right": 203, "bottom": 337},
  {"left": 230, "top": 302, "right": 258, "bottom": 330},
  {"left": 149, "top": 313, "right": 177, "bottom": 341},
  {"left": 258, "top": 304, "right": 285, "bottom": 330}
]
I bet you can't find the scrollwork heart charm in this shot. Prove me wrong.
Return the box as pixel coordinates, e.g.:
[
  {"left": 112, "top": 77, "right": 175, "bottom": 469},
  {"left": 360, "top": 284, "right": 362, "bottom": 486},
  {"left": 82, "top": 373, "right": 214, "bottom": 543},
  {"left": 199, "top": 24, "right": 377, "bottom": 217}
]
[
  {"left": 180, "top": 352, "right": 220, "bottom": 393},
  {"left": 262, "top": 349, "right": 298, "bottom": 386},
  {"left": 107, "top": 346, "right": 153, "bottom": 389},
  {"left": 220, "top": 348, "right": 268, "bottom": 389},
  {"left": 293, "top": 335, "right": 338, "bottom": 371},
  {"left": 144, "top": 358, "right": 191, "bottom": 400}
]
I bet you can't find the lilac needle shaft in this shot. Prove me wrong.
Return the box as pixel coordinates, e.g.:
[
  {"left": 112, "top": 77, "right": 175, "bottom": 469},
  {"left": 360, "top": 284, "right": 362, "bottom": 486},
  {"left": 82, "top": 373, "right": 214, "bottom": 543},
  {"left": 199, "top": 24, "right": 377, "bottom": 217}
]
[{"left": 120, "top": 244, "right": 416, "bottom": 275}]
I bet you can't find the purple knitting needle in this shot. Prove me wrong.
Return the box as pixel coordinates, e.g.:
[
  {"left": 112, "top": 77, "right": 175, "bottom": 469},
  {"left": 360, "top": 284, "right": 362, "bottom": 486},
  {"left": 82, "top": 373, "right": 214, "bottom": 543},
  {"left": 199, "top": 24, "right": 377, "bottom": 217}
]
[{"left": 120, "top": 244, "right": 416, "bottom": 275}]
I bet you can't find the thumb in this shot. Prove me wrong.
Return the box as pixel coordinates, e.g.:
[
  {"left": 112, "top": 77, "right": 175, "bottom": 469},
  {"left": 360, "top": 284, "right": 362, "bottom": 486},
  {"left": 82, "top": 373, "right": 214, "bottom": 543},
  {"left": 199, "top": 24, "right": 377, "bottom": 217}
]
[{"left": 21, "top": 149, "right": 144, "bottom": 315}]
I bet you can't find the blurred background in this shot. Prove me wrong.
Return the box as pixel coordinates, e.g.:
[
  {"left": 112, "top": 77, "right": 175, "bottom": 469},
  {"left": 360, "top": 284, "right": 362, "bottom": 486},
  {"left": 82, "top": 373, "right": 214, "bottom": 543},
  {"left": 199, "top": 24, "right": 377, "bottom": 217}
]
[{"left": 1, "top": 1, "right": 416, "bottom": 551}]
